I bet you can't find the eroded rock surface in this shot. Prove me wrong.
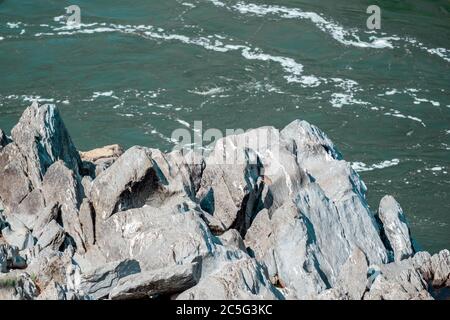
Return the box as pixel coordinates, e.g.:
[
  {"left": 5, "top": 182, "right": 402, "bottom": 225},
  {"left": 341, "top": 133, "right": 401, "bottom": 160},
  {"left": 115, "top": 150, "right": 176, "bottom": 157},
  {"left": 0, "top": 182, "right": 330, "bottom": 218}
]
[{"left": 0, "top": 102, "right": 448, "bottom": 300}]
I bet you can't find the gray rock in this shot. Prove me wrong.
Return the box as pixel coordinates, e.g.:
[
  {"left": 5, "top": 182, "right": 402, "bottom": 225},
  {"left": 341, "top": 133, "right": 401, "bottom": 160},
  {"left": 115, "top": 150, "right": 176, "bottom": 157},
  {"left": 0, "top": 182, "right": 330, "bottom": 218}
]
[
  {"left": 218, "top": 229, "right": 246, "bottom": 252},
  {"left": 42, "top": 161, "right": 86, "bottom": 252},
  {"left": 10, "top": 102, "right": 82, "bottom": 190},
  {"left": 378, "top": 195, "right": 414, "bottom": 261},
  {"left": 31, "top": 203, "right": 60, "bottom": 239},
  {"left": 239, "top": 122, "right": 389, "bottom": 298},
  {"left": 95, "top": 202, "right": 217, "bottom": 271},
  {"left": 429, "top": 249, "right": 450, "bottom": 287},
  {"left": 0, "top": 129, "right": 9, "bottom": 149},
  {"left": 109, "top": 262, "right": 201, "bottom": 300},
  {"left": 1, "top": 215, "right": 34, "bottom": 251},
  {"left": 89, "top": 146, "right": 156, "bottom": 221},
  {"left": 79, "top": 199, "right": 95, "bottom": 247},
  {"left": 0, "top": 244, "right": 27, "bottom": 272},
  {"left": 13, "top": 188, "right": 46, "bottom": 229},
  {"left": 0, "top": 144, "right": 31, "bottom": 214},
  {"left": 197, "top": 129, "right": 268, "bottom": 234},
  {"left": 334, "top": 248, "right": 369, "bottom": 300},
  {"left": 364, "top": 250, "right": 450, "bottom": 300},
  {"left": 36, "top": 220, "right": 65, "bottom": 251},
  {"left": 37, "top": 280, "right": 67, "bottom": 300},
  {"left": 79, "top": 259, "right": 141, "bottom": 299},
  {"left": 0, "top": 273, "right": 38, "bottom": 300},
  {"left": 90, "top": 147, "right": 202, "bottom": 222},
  {"left": 177, "top": 256, "right": 282, "bottom": 300},
  {"left": 26, "top": 248, "right": 72, "bottom": 290}
]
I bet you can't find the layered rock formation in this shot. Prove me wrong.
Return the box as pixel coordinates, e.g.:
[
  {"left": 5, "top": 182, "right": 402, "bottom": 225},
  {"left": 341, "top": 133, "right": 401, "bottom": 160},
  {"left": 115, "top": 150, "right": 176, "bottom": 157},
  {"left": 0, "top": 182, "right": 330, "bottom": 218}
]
[{"left": 0, "top": 102, "right": 448, "bottom": 300}]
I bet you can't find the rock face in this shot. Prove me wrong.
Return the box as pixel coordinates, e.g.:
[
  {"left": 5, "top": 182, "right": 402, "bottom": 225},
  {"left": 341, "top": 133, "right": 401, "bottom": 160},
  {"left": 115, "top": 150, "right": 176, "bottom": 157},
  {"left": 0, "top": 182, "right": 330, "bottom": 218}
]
[
  {"left": 0, "top": 102, "right": 448, "bottom": 300},
  {"left": 378, "top": 195, "right": 414, "bottom": 261}
]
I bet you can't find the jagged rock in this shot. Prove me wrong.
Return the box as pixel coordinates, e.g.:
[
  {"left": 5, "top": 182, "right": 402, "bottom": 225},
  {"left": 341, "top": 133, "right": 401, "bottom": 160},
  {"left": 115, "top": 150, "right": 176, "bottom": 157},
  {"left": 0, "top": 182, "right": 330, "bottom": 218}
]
[
  {"left": 0, "top": 104, "right": 449, "bottom": 300},
  {"left": 42, "top": 161, "right": 85, "bottom": 252},
  {"left": 177, "top": 256, "right": 282, "bottom": 300},
  {"left": 26, "top": 248, "right": 72, "bottom": 290},
  {"left": 364, "top": 250, "right": 450, "bottom": 300},
  {"left": 334, "top": 248, "right": 369, "bottom": 300},
  {"left": 0, "top": 273, "right": 39, "bottom": 300},
  {"left": 37, "top": 280, "right": 67, "bottom": 300},
  {"left": 218, "top": 229, "right": 246, "bottom": 251},
  {"left": 80, "top": 144, "right": 124, "bottom": 163},
  {"left": 95, "top": 202, "right": 217, "bottom": 271},
  {"left": 78, "top": 259, "right": 141, "bottom": 299},
  {"left": 240, "top": 122, "right": 388, "bottom": 298},
  {"left": 89, "top": 146, "right": 156, "bottom": 221},
  {"left": 109, "top": 262, "right": 200, "bottom": 300},
  {"left": 0, "top": 244, "right": 27, "bottom": 272},
  {"left": 35, "top": 220, "right": 65, "bottom": 251},
  {"left": 365, "top": 266, "right": 432, "bottom": 300},
  {"left": 1, "top": 215, "right": 34, "bottom": 251},
  {"left": 80, "top": 144, "right": 124, "bottom": 177},
  {"left": 90, "top": 146, "right": 202, "bottom": 222},
  {"left": 79, "top": 199, "right": 95, "bottom": 247},
  {"left": 378, "top": 195, "right": 414, "bottom": 261},
  {"left": 31, "top": 203, "right": 60, "bottom": 239},
  {"left": 81, "top": 176, "right": 93, "bottom": 196},
  {"left": 13, "top": 189, "right": 46, "bottom": 229},
  {"left": 10, "top": 102, "right": 82, "bottom": 189},
  {"left": 197, "top": 129, "right": 267, "bottom": 234},
  {"left": 0, "top": 144, "right": 31, "bottom": 214},
  {"left": 0, "top": 129, "right": 9, "bottom": 149},
  {"left": 429, "top": 249, "right": 450, "bottom": 287}
]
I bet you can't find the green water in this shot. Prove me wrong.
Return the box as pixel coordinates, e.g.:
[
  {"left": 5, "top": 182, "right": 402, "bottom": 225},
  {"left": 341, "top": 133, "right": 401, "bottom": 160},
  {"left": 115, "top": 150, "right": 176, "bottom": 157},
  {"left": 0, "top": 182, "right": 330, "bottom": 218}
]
[{"left": 0, "top": 0, "right": 449, "bottom": 252}]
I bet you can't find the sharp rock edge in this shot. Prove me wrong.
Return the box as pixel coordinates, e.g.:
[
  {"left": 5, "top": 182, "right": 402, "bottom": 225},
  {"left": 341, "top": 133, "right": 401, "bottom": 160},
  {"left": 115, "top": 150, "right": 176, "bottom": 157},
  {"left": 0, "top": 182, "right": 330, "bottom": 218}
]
[{"left": 0, "top": 102, "right": 448, "bottom": 300}]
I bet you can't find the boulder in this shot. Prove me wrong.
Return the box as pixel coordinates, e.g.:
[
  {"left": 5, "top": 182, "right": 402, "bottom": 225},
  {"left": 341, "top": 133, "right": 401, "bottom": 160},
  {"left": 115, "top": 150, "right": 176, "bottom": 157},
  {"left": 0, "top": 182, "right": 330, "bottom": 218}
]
[
  {"left": 0, "top": 129, "right": 9, "bottom": 149},
  {"left": 79, "top": 199, "right": 95, "bottom": 247},
  {"left": 0, "top": 244, "right": 27, "bottom": 272},
  {"left": 333, "top": 248, "right": 369, "bottom": 299},
  {"left": 95, "top": 202, "right": 217, "bottom": 271},
  {"left": 42, "top": 161, "right": 85, "bottom": 252},
  {"left": 10, "top": 102, "right": 82, "bottom": 189},
  {"left": 1, "top": 216, "right": 34, "bottom": 251},
  {"left": 177, "top": 256, "right": 282, "bottom": 300},
  {"left": 90, "top": 147, "right": 203, "bottom": 222},
  {"left": 0, "top": 144, "right": 31, "bottom": 214},
  {"left": 80, "top": 144, "right": 124, "bottom": 163},
  {"left": 378, "top": 195, "right": 414, "bottom": 261},
  {"left": 78, "top": 259, "right": 141, "bottom": 299},
  {"left": 89, "top": 146, "right": 158, "bottom": 221},
  {"left": 35, "top": 220, "right": 65, "bottom": 251},
  {"left": 0, "top": 273, "right": 39, "bottom": 300},
  {"left": 109, "top": 262, "right": 201, "bottom": 300},
  {"left": 80, "top": 144, "right": 124, "bottom": 177}
]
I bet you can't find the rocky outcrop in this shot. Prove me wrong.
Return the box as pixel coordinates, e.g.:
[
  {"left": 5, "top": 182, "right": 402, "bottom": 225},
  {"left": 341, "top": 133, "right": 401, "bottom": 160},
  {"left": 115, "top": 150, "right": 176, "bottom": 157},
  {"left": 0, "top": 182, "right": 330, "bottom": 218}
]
[
  {"left": 0, "top": 102, "right": 448, "bottom": 300},
  {"left": 378, "top": 195, "right": 414, "bottom": 261},
  {"left": 109, "top": 262, "right": 201, "bottom": 300}
]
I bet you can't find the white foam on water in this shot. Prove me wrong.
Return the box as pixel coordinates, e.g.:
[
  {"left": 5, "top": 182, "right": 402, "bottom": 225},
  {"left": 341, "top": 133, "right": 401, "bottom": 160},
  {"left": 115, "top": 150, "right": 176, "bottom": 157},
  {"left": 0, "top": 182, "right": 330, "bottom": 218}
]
[
  {"left": 175, "top": 119, "right": 191, "bottom": 128},
  {"left": 207, "top": 1, "right": 450, "bottom": 62},
  {"left": 189, "top": 87, "right": 225, "bottom": 96},
  {"left": 351, "top": 158, "right": 400, "bottom": 172},
  {"left": 413, "top": 97, "right": 440, "bottom": 107},
  {"left": 209, "top": 1, "right": 397, "bottom": 49},
  {"left": 182, "top": 2, "right": 196, "bottom": 8},
  {"left": 384, "top": 110, "right": 426, "bottom": 127}
]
